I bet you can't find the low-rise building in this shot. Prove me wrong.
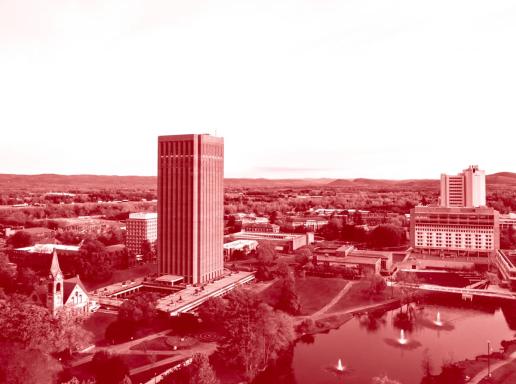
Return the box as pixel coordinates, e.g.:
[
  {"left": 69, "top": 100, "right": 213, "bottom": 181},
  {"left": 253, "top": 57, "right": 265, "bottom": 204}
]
[
  {"left": 9, "top": 227, "right": 55, "bottom": 242},
  {"left": 45, "top": 216, "right": 122, "bottom": 234},
  {"left": 314, "top": 254, "right": 382, "bottom": 276},
  {"left": 226, "top": 231, "right": 313, "bottom": 253},
  {"left": 500, "top": 213, "right": 516, "bottom": 230},
  {"left": 10, "top": 243, "right": 80, "bottom": 273},
  {"left": 345, "top": 249, "right": 394, "bottom": 274},
  {"left": 494, "top": 250, "right": 516, "bottom": 291},
  {"left": 242, "top": 222, "right": 280, "bottom": 233},
  {"left": 284, "top": 217, "right": 329, "bottom": 232},
  {"left": 410, "top": 206, "right": 500, "bottom": 258},
  {"left": 223, "top": 239, "right": 258, "bottom": 260}
]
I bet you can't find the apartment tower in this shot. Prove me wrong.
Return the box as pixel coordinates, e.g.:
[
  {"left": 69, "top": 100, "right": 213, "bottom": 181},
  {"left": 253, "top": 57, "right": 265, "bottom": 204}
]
[
  {"left": 157, "top": 134, "right": 224, "bottom": 284},
  {"left": 126, "top": 212, "right": 158, "bottom": 256},
  {"left": 411, "top": 164, "right": 498, "bottom": 258},
  {"left": 440, "top": 165, "right": 486, "bottom": 208}
]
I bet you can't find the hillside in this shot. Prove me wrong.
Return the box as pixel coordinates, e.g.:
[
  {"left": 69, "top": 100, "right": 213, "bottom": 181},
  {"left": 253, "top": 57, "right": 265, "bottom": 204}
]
[
  {"left": 224, "top": 178, "right": 334, "bottom": 188},
  {"left": 328, "top": 173, "right": 516, "bottom": 189},
  {"left": 0, "top": 174, "right": 157, "bottom": 191},
  {"left": 0, "top": 172, "right": 514, "bottom": 191},
  {"left": 327, "top": 178, "right": 439, "bottom": 189},
  {"left": 486, "top": 172, "right": 516, "bottom": 186}
]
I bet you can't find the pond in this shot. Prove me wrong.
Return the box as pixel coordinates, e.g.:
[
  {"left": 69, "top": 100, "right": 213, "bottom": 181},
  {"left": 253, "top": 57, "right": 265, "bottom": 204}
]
[{"left": 256, "top": 296, "right": 516, "bottom": 384}]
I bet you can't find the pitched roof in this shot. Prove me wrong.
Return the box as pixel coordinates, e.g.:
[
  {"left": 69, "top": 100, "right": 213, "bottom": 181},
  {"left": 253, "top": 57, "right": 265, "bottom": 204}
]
[
  {"left": 49, "top": 249, "right": 62, "bottom": 278},
  {"left": 62, "top": 276, "right": 88, "bottom": 303}
]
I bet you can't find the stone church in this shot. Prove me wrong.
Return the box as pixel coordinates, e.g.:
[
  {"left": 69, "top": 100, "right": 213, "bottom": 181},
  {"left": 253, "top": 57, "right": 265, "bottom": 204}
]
[{"left": 31, "top": 249, "right": 91, "bottom": 317}]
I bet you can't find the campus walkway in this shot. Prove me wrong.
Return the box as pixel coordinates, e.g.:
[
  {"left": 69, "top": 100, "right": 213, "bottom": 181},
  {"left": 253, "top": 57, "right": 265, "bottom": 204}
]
[
  {"left": 308, "top": 282, "right": 356, "bottom": 320},
  {"left": 468, "top": 351, "right": 516, "bottom": 384},
  {"left": 70, "top": 330, "right": 172, "bottom": 367}
]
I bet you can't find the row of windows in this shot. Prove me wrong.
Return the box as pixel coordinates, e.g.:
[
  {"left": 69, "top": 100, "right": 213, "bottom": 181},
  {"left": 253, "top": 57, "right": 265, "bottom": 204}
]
[{"left": 415, "top": 241, "right": 493, "bottom": 250}]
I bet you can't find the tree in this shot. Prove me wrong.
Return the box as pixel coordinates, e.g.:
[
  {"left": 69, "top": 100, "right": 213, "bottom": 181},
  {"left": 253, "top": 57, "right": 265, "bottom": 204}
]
[
  {"left": 76, "top": 239, "right": 112, "bottom": 282},
  {"left": 0, "top": 295, "right": 92, "bottom": 353},
  {"left": 321, "top": 218, "right": 343, "bottom": 240},
  {"left": 197, "top": 296, "right": 226, "bottom": 331},
  {"left": 0, "top": 295, "right": 92, "bottom": 384},
  {"left": 91, "top": 351, "right": 131, "bottom": 384},
  {"left": 368, "top": 224, "right": 406, "bottom": 248},
  {"left": 366, "top": 275, "right": 387, "bottom": 296},
  {"left": 97, "top": 228, "right": 125, "bottom": 246},
  {"left": 118, "top": 292, "right": 158, "bottom": 324},
  {"left": 0, "top": 341, "right": 61, "bottom": 384},
  {"left": 256, "top": 241, "right": 276, "bottom": 265},
  {"left": 294, "top": 246, "right": 312, "bottom": 267},
  {"left": 276, "top": 274, "right": 301, "bottom": 315},
  {"left": 141, "top": 240, "right": 156, "bottom": 262},
  {"left": 105, "top": 320, "right": 135, "bottom": 344},
  {"left": 55, "top": 230, "right": 84, "bottom": 245},
  {"left": 0, "top": 251, "right": 16, "bottom": 293},
  {"left": 7, "top": 230, "right": 34, "bottom": 248},
  {"left": 16, "top": 266, "right": 40, "bottom": 294},
  {"left": 212, "top": 289, "right": 295, "bottom": 381},
  {"left": 501, "top": 226, "right": 516, "bottom": 249},
  {"left": 187, "top": 354, "right": 220, "bottom": 384}
]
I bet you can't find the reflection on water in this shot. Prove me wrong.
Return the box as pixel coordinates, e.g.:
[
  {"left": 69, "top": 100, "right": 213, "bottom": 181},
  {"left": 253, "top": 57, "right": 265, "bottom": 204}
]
[{"left": 255, "top": 297, "right": 516, "bottom": 384}]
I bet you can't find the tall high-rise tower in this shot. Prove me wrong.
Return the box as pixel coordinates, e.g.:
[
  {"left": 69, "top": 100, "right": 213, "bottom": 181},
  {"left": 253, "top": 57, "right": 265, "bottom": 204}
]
[
  {"left": 440, "top": 165, "right": 486, "bottom": 208},
  {"left": 157, "top": 134, "right": 224, "bottom": 285}
]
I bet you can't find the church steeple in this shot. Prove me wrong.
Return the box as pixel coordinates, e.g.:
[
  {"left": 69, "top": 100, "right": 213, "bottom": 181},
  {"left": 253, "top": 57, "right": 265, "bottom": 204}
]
[
  {"left": 50, "top": 248, "right": 62, "bottom": 279},
  {"left": 47, "top": 248, "right": 64, "bottom": 316}
]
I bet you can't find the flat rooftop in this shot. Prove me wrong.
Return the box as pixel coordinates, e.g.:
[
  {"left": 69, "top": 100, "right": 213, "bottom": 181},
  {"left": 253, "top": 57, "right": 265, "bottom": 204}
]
[
  {"left": 128, "top": 212, "right": 158, "bottom": 220},
  {"left": 316, "top": 255, "right": 380, "bottom": 265},
  {"left": 15, "top": 243, "right": 80, "bottom": 254},
  {"left": 350, "top": 250, "right": 393, "bottom": 259},
  {"left": 229, "top": 231, "right": 305, "bottom": 241},
  {"left": 156, "top": 271, "right": 255, "bottom": 315},
  {"left": 224, "top": 239, "right": 258, "bottom": 249},
  {"left": 155, "top": 274, "right": 184, "bottom": 284}
]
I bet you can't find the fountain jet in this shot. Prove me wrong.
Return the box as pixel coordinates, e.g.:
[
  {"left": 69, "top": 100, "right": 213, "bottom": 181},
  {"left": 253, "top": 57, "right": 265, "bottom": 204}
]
[
  {"left": 433, "top": 311, "right": 443, "bottom": 327},
  {"left": 398, "top": 329, "right": 408, "bottom": 345},
  {"left": 337, "top": 358, "right": 345, "bottom": 372}
]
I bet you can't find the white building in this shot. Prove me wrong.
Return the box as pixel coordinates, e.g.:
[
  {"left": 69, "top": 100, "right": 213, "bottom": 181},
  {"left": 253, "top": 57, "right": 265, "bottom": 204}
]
[
  {"left": 440, "top": 165, "right": 486, "bottom": 208},
  {"left": 410, "top": 206, "right": 500, "bottom": 257},
  {"left": 223, "top": 239, "right": 258, "bottom": 260},
  {"left": 500, "top": 213, "right": 516, "bottom": 230},
  {"left": 126, "top": 212, "right": 158, "bottom": 256}
]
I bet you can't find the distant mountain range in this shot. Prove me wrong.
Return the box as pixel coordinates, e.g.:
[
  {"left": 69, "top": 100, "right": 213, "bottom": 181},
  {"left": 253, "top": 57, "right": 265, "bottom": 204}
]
[
  {"left": 0, "top": 172, "right": 514, "bottom": 190},
  {"left": 327, "top": 173, "right": 516, "bottom": 189}
]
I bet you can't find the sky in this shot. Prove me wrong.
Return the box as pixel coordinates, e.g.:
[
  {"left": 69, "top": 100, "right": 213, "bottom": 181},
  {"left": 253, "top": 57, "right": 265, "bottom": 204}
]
[{"left": 0, "top": 0, "right": 515, "bottom": 179}]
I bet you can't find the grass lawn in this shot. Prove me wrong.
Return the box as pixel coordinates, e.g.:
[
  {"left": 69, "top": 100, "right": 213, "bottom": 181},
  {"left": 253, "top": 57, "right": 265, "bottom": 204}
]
[
  {"left": 260, "top": 276, "right": 349, "bottom": 316},
  {"left": 119, "top": 353, "right": 174, "bottom": 369},
  {"left": 477, "top": 359, "right": 516, "bottom": 384},
  {"left": 327, "top": 280, "right": 401, "bottom": 313},
  {"left": 82, "top": 311, "right": 117, "bottom": 344},
  {"left": 130, "top": 335, "right": 199, "bottom": 352},
  {"left": 84, "top": 263, "right": 157, "bottom": 291},
  {"left": 64, "top": 353, "right": 175, "bottom": 382},
  {"left": 130, "top": 336, "right": 172, "bottom": 351},
  {"left": 130, "top": 358, "right": 189, "bottom": 384}
]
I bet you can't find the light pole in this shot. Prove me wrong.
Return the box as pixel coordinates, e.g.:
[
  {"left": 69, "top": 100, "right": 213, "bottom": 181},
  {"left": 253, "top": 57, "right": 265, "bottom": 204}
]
[{"left": 487, "top": 340, "right": 491, "bottom": 378}]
